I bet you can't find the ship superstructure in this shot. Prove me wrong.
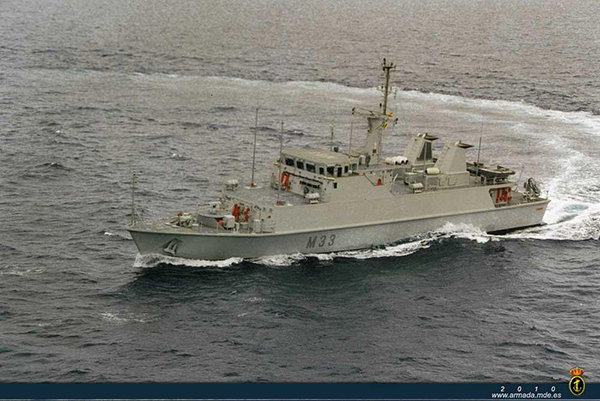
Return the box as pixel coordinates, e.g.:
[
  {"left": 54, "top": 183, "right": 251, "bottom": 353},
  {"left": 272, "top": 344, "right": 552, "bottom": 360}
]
[{"left": 128, "top": 60, "right": 549, "bottom": 260}]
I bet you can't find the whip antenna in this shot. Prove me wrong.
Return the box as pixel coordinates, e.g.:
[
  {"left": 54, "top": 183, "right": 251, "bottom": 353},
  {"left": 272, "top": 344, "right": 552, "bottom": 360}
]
[
  {"left": 277, "top": 122, "right": 284, "bottom": 205},
  {"left": 349, "top": 107, "right": 355, "bottom": 154},
  {"left": 131, "top": 172, "right": 137, "bottom": 226},
  {"left": 250, "top": 107, "right": 259, "bottom": 188},
  {"left": 475, "top": 117, "right": 484, "bottom": 181},
  {"left": 330, "top": 125, "right": 335, "bottom": 152}
]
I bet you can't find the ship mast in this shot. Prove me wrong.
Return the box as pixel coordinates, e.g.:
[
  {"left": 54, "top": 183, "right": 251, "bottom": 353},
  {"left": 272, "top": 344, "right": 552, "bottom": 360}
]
[
  {"left": 360, "top": 59, "right": 396, "bottom": 165},
  {"left": 381, "top": 58, "right": 395, "bottom": 115}
]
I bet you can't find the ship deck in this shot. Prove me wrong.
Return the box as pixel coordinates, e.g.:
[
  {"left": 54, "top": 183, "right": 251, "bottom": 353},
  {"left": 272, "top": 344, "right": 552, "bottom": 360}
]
[
  {"left": 229, "top": 185, "right": 303, "bottom": 207},
  {"left": 229, "top": 181, "right": 414, "bottom": 207},
  {"left": 130, "top": 180, "right": 416, "bottom": 236},
  {"left": 130, "top": 220, "right": 234, "bottom": 235}
]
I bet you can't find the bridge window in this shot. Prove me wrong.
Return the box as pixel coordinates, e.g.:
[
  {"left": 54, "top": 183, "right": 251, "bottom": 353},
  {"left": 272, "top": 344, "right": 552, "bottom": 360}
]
[
  {"left": 306, "top": 163, "right": 315, "bottom": 173},
  {"left": 344, "top": 165, "right": 349, "bottom": 174},
  {"left": 351, "top": 163, "right": 358, "bottom": 172},
  {"left": 285, "top": 158, "right": 295, "bottom": 167},
  {"left": 319, "top": 167, "right": 325, "bottom": 175},
  {"left": 327, "top": 166, "right": 335, "bottom": 176},
  {"left": 296, "top": 161, "right": 304, "bottom": 169}
]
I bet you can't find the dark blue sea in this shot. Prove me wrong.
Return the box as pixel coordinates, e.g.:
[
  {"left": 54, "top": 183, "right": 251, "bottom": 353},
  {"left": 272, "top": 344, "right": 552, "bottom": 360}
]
[{"left": 1, "top": 0, "right": 599, "bottom": 383}]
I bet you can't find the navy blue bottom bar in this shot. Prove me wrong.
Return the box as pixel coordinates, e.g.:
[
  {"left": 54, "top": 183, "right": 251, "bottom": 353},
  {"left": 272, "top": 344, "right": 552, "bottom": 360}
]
[{"left": 0, "top": 383, "right": 597, "bottom": 400}]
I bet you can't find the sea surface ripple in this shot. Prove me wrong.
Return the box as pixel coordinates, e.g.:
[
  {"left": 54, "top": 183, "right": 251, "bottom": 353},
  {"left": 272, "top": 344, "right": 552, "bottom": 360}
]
[{"left": 0, "top": 0, "right": 599, "bottom": 383}]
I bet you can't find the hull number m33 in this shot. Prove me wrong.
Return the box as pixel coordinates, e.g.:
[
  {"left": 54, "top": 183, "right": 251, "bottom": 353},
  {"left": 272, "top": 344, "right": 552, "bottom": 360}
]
[{"left": 306, "top": 234, "right": 335, "bottom": 249}]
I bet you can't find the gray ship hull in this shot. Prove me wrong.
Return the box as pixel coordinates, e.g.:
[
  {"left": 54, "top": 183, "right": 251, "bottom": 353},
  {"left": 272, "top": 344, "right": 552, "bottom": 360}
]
[
  {"left": 127, "top": 61, "right": 551, "bottom": 262},
  {"left": 128, "top": 200, "right": 549, "bottom": 261}
]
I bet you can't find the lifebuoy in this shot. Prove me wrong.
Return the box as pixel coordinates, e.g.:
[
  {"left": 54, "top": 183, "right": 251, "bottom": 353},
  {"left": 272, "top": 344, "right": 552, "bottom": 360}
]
[{"left": 303, "top": 186, "right": 310, "bottom": 195}]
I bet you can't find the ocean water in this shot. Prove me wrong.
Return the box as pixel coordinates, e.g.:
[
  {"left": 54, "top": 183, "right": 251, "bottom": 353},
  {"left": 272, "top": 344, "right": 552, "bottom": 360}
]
[{"left": 1, "top": 0, "right": 599, "bottom": 382}]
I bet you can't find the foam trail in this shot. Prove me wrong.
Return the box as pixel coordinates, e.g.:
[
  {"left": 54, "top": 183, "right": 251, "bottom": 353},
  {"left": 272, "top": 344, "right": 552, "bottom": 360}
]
[
  {"left": 147, "top": 73, "right": 600, "bottom": 130},
  {"left": 431, "top": 223, "right": 495, "bottom": 244},
  {"left": 507, "top": 145, "right": 600, "bottom": 241},
  {"left": 252, "top": 224, "right": 505, "bottom": 266},
  {"left": 132, "top": 71, "right": 600, "bottom": 131},
  {"left": 315, "top": 239, "right": 432, "bottom": 260},
  {"left": 133, "top": 253, "right": 243, "bottom": 268},
  {"left": 251, "top": 239, "right": 431, "bottom": 266},
  {"left": 100, "top": 312, "right": 154, "bottom": 324},
  {"left": 397, "top": 90, "right": 600, "bottom": 135},
  {"left": 251, "top": 253, "right": 308, "bottom": 267}
]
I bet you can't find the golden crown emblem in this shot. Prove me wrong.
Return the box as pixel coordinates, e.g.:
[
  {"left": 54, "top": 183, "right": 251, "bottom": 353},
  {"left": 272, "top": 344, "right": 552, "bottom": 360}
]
[{"left": 570, "top": 367, "right": 585, "bottom": 377}]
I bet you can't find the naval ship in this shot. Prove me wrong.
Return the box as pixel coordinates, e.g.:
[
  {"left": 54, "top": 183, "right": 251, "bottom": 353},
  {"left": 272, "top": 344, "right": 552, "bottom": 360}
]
[{"left": 128, "top": 60, "right": 549, "bottom": 260}]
